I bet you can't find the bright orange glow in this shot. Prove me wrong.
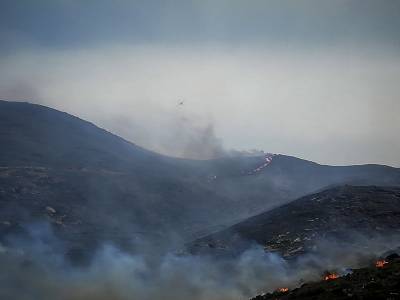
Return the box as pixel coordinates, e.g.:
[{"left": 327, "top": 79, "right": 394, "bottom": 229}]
[
  {"left": 277, "top": 287, "right": 289, "bottom": 293},
  {"left": 376, "top": 260, "right": 388, "bottom": 268},
  {"left": 324, "top": 273, "right": 339, "bottom": 281}
]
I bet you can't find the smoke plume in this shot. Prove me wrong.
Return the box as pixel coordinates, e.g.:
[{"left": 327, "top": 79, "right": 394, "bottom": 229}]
[{"left": 1, "top": 224, "right": 399, "bottom": 300}]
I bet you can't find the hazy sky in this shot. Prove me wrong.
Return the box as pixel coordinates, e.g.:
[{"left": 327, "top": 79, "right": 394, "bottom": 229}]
[{"left": 1, "top": 0, "right": 399, "bottom": 166}]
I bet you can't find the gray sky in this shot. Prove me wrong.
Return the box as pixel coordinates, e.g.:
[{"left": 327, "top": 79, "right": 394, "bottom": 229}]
[{"left": 1, "top": 0, "right": 399, "bottom": 166}]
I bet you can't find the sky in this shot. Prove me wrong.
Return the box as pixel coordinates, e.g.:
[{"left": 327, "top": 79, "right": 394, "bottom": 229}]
[{"left": 0, "top": 0, "right": 399, "bottom": 166}]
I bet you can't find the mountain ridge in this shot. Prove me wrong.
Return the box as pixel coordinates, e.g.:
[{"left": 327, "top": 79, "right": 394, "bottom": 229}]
[{"left": 1, "top": 100, "right": 400, "bottom": 260}]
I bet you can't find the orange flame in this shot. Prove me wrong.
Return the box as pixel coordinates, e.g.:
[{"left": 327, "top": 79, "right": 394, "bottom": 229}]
[
  {"left": 277, "top": 287, "right": 289, "bottom": 293},
  {"left": 376, "top": 260, "right": 388, "bottom": 268},
  {"left": 324, "top": 273, "right": 339, "bottom": 281}
]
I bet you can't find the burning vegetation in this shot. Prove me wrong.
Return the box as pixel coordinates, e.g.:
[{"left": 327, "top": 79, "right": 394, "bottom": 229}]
[
  {"left": 376, "top": 259, "right": 388, "bottom": 268},
  {"left": 323, "top": 272, "right": 339, "bottom": 281},
  {"left": 251, "top": 252, "right": 400, "bottom": 300}
]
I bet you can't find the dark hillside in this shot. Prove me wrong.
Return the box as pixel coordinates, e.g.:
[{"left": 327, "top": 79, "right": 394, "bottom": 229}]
[
  {"left": 252, "top": 255, "right": 400, "bottom": 300},
  {"left": 1, "top": 100, "right": 400, "bottom": 259},
  {"left": 189, "top": 186, "right": 400, "bottom": 257}
]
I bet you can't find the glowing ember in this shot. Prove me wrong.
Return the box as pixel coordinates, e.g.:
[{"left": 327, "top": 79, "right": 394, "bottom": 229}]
[
  {"left": 277, "top": 287, "right": 289, "bottom": 293},
  {"left": 376, "top": 260, "right": 388, "bottom": 268},
  {"left": 324, "top": 273, "right": 339, "bottom": 281}
]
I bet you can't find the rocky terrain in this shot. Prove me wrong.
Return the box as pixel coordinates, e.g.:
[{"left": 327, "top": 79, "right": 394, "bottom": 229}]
[
  {"left": 252, "top": 253, "right": 400, "bottom": 300},
  {"left": 189, "top": 185, "right": 400, "bottom": 258}
]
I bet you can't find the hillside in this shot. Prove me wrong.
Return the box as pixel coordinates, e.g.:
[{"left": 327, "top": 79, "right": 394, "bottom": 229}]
[
  {"left": 1, "top": 100, "right": 400, "bottom": 259},
  {"left": 189, "top": 186, "right": 400, "bottom": 257},
  {"left": 251, "top": 253, "right": 400, "bottom": 300}
]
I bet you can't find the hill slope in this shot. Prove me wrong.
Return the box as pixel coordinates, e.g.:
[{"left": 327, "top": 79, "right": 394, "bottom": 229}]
[
  {"left": 1, "top": 100, "right": 400, "bottom": 257},
  {"left": 252, "top": 255, "right": 400, "bottom": 300},
  {"left": 189, "top": 186, "right": 400, "bottom": 257}
]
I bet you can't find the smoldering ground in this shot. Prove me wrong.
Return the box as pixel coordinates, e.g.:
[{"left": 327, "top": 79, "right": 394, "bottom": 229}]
[{"left": 1, "top": 224, "right": 399, "bottom": 300}]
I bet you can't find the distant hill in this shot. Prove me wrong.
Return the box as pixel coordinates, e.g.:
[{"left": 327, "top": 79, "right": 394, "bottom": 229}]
[
  {"left": 1, "top": 100, "right": 400, "bottom": 258},
  {"left": 189, "top": 186, "right": 400, "bottom": 257}
]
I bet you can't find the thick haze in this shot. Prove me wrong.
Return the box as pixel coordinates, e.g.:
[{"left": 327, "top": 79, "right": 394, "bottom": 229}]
[{"left": 1, "top": 0, "right": 399, "bottom": 166}]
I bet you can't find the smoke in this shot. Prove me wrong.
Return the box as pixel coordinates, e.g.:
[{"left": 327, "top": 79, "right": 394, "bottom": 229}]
[
  {"left": 0, "top": 240, "right": 284, "bottom": 300},
  {"left": 1, "top": 45, "right": 400, "bottom": 165},
  {"left": 1, "top": 224, "right": 399, "bottom": 300},
  {"left": 171, "top": 119, "right": 226, "bottom": 160}
]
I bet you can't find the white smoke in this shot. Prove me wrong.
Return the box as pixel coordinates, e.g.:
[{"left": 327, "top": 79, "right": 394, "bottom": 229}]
[
  {"left": 1, "top": 225, "right": 399, "bottom": 300},
  {"left": 1, "top": 45, "right": 400, "bottom": 165}
]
